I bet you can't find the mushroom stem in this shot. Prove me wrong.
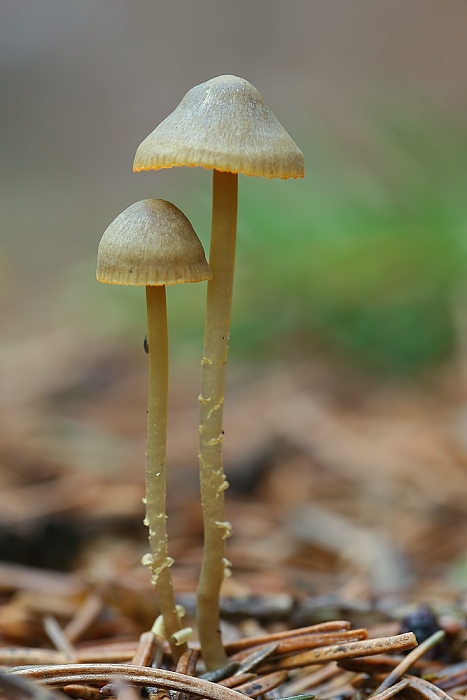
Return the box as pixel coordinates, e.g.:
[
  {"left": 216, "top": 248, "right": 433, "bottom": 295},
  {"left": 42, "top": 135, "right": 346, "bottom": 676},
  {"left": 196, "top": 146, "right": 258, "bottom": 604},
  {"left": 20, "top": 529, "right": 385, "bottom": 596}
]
[
  {"left": 145, "top": 284, "right": 184, "bottom": 662},
  {"left": 197, "top": 170, "right": 238, "bottom": 669}
]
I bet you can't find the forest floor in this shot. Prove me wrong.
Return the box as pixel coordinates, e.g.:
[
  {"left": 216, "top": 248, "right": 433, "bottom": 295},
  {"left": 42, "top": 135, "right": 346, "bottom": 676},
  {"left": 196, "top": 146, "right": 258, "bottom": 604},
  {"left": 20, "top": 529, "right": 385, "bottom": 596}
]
[{"left": 0, "top": 330, "right": 466, "bottom": 699}]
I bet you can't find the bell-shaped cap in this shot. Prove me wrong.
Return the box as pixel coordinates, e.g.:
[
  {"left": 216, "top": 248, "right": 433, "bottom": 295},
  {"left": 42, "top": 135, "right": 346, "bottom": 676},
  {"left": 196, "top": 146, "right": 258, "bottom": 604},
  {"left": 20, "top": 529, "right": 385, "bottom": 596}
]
[
  {"left": 96, "top": 199, "right": 212, "bottom": 286},
  {"left": 134, "top": 75, "right": 304, "bottom": 180}
]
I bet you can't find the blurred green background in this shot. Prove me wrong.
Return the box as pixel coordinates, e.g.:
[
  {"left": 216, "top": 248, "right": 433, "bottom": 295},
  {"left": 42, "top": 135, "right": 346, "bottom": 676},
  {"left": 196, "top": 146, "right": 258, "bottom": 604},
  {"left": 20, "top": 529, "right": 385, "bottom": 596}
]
[{"left": 2, "top": 0, "right": 467, "bottom": 376}]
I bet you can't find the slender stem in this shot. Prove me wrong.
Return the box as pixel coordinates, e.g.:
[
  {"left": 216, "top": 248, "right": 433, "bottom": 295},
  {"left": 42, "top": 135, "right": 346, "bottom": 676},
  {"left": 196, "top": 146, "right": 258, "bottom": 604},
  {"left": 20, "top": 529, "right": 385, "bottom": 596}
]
[
  {"left": 197, "top": 170, "right": 238, "bottom": 669},
  {"left": 145, "top": 285, "right": 184, "bottom": 661}
]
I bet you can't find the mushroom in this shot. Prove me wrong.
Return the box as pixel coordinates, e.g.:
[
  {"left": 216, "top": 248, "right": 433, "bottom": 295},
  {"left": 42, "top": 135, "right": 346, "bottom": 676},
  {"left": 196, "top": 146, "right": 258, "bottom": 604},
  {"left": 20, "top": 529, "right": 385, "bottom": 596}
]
[
  {"left": 96, "top": 199, "right": 212, "bottom": 661},
  {"left": 134, "top": 75, "right": 304, "bottom": 669}
]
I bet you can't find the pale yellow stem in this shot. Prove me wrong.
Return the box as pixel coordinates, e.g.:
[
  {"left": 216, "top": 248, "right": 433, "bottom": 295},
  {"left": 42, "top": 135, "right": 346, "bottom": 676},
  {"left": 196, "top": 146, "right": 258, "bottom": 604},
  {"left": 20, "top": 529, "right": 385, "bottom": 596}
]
[
  {"left": 145, "top": 285, "right": 184, "bottom": 662},
  {"left": 197, "top": 170, "right": 238, "bottom": 669}
]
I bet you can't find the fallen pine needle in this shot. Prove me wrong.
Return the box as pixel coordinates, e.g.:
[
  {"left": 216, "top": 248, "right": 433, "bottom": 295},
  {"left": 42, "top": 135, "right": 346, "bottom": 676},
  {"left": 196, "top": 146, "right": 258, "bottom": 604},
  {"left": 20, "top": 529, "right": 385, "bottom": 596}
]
[
  {"left": 64, "top": 684, "right": 103, "bottom": 699},
  {"left": 130, "top": 631, "right": 158, "bottom": 667},
  {"left": 279, "top": 661, "right": 341, "bottom": 695},
  {"left": 234, "top": 642, "right": 277, "bottom": 673},
  {"left": 371, "top": 678, "right": 410, "bottom": 700},
  {"left": 231, "top": 630, "right": 367, "bottom": 661},
  {"left": 234, "top": 670, "right": 289, "bottom": 697},
  {"left": 404, "top": 675, "right": 454, "bottom": 700},
  {"left": 8, "top": 663, "right": 250, "bottom": 700},
  {"left": 76, "top": 641, "right": 138, "bottom": 664},
  {"left": 0, "top": 647, "right": 68, "bottom": 666},
  {"left": 63, "top": 594, "right": 103, "bottom": 646},
  {"left": 224, "top": 621, "right": 351, "bottom": 653},
  {"left": 219, "top": 673, "right": 256, "bottom": 688},
  {"left": 43, "top": 614, "right": 76, "bottom": 661},
  {"left": 0, "top": 671, "right": 62, "bottom": 700},
  {"left": 260, "top": 632, "right": 417, "bottom": 671},
  {"left": 373, "top": 631, "right": 445, "bottom": 695}
]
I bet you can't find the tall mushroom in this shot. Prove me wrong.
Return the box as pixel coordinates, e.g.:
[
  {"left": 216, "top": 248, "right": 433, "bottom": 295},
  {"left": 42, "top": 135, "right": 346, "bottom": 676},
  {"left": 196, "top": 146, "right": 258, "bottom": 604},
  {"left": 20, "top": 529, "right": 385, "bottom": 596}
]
[
  {"left": 134, "top": 75, "right": 304, "bottom": 669},
  {"left": 96, "top": 199, "right": 212, "bottom": 661}
]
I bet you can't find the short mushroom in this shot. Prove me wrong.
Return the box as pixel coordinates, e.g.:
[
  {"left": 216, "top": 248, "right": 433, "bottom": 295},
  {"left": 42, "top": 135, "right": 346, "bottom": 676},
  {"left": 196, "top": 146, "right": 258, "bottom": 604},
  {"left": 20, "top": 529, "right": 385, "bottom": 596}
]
[
  {"left": 134, "top": 75, "right": 304, "bottom": 669},
  {"left": 96, "top": 199, "right": 212, "bottom": 661}
]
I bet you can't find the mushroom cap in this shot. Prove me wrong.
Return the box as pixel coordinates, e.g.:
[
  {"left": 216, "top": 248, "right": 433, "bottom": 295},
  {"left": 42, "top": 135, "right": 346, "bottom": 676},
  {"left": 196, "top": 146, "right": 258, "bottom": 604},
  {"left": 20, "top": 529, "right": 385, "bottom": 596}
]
[
  {"left": 96, "top": 199, "right": 212, "bottom": 286},
  {"left": 133, "top": 75, "right": 304, "bottom": 180}
]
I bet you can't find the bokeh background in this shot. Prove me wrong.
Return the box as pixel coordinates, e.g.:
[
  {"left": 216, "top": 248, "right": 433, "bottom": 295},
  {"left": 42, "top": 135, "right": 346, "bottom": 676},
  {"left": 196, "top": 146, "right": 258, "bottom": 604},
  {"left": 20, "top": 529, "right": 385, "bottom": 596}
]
[{"left": 1, "top": 1, "right": 467, "bottom": 609}]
